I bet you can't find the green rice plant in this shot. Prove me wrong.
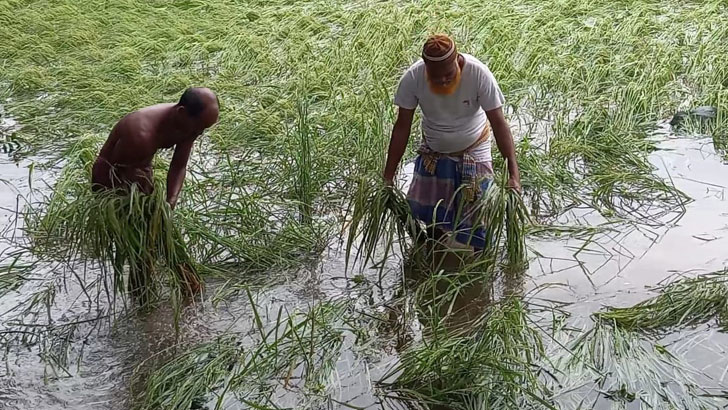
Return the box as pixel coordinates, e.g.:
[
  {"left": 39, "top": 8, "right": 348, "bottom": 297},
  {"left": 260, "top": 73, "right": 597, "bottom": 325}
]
[
  {"left": 289, "top": 96, "right": 315, "bottom": 224},
  {"left": 136, "top": 335, "right": 242, "bottom": 410},
  {"left": 346, "top": 162, "right": 530, "bottom": 277},
  {"left": 505, "top": 189, "right": 529, "bottom": 272},
  {"left": 406, "top": 263, "right": 495, "bottom": 332},
  {"left": 593, "top": 270, "right": 728, "bottom": 333},
  {"left": 174, "top": 153, "right": 329, "bottom": 274},
  {"left": 558, "top": 321, "right": 719, "bottom": 409},
  {"left": 382, "top": 297, "right": 553, "bottom": 410},
  {"left": 0, "top": 251, "right": 37, "bottom": 297},
  {"left": 138, "top": 297, "right": 349, "bottom": 410},
  {"left": 474, "top": 162, "right": 531, "bottom": 272},
  {"left": 345, "top": 177, "right": 420, "bottom": 272}
]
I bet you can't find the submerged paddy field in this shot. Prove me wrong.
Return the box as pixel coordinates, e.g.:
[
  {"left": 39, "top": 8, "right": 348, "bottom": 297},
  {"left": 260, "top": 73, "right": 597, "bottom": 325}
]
[{"left": 2, "top": 0, "right": 728, "bottom": 408}]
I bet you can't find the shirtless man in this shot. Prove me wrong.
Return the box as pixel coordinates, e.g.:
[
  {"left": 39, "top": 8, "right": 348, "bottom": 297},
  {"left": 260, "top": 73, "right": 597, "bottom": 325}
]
[
  {"left": 91, "top": 87, "right": 219, "bottom": 299},
  {"left": 91, "top": 87, "right": 219, "bottom": 208}
]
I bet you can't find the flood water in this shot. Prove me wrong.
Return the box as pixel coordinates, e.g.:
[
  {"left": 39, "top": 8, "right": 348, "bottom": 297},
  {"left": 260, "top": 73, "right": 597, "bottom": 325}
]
[{"left": 1, "top": 122, "right": 728, "bottom": 409}]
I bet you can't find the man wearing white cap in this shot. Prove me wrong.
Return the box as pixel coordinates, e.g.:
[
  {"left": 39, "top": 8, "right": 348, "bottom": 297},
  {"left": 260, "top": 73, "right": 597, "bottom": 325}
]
[{"left": 383, "top": 34, "right": 521, "bottom": 249}]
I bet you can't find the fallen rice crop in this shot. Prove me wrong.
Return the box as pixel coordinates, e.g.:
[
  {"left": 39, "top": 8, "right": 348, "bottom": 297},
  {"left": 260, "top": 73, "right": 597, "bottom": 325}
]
[
  {"left": 137, "top": 298, "right": 349, "bottom": 410},
  {"left": 2, "top": 0, "right": 728, "bottom": 408},
  {"left": 594, "top": 270, "right": 728, "bottom": 333}
]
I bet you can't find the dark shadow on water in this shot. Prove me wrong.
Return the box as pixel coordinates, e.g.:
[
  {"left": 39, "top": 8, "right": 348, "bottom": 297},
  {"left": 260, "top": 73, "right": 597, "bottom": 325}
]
[
  {"left": 380, "top": 236, "right": 529, "bottom": 410},
  {"left": 403, "top": 237, "right": 526, "bottom": 329}
]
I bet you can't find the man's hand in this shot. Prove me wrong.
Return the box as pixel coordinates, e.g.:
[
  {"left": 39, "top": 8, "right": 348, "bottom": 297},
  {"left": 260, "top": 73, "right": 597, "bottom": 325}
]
[
  {"left": 507, "top": 173, "right": 521, "bottom": 193},
  {"left": 383, "top": 173, "right": 395, "bottom": 187},
  {"left": 167, "top": 196, "right": 178, "bottom": 210},
  {"left": 486, "top": 107, "right": 522, "bottom": 194},
  {"left": 166, "top": 139, "right": 194, "bottom": 211}
]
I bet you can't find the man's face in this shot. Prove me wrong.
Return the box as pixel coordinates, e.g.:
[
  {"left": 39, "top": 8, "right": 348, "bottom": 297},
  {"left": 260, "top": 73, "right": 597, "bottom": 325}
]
[
  {"left": 198, "top": 105, "right": 219, "bottom": 131},
  {"left": 426, "top": 59, "right": 461, "bottom": 95},
  {"left": 181, "top": 104, "right": 219, "bottom": 137}
]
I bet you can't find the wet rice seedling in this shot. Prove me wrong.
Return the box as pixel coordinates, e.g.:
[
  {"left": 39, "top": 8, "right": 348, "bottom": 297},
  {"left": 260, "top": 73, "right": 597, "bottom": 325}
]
[
  {"left": 138, "top": 297, "right": 351, "bottom": 410},
  {"left": 594, "top": 270, "right": 728, "bottom": 333}
]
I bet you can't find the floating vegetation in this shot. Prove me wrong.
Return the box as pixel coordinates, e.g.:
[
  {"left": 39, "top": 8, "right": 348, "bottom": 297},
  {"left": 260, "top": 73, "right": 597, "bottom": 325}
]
[
  {"left": 557, "top": 321, "right": 722, "bottom": 409},
  {"left": 138, "top": 297, "right": 349, "bottom": 410},
  {"left": 594, "top": 270, "right": 728, "bottom": 333},
  {"left": 382, "top": 297, "right": 553, "bottom": 410},
  {"left": 505, "top": 190, "right": 529, "bottom": 272}
]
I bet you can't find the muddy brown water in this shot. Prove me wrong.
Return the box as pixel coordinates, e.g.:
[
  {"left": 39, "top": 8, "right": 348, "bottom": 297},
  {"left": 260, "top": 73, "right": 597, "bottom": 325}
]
[{"left": 1, "top": 123, "right": 728, "bottom": 409}]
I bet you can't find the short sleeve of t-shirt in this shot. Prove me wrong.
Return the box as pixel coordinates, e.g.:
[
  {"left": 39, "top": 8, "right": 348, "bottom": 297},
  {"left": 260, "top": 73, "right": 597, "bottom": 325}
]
[
  {"left": 393, "top": 69, "right": 418, "bottom": 110},
  {"left": 477, "top": 65, "right": 505, "bottom": 112}
]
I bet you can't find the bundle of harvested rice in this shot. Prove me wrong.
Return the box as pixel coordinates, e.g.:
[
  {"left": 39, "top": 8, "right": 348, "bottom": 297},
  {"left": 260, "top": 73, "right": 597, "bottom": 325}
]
[
  {"left": 346, "top": 166, "right": 530, "bottom": 273},
  {"left": 345, "top": 177, "right": 421, "bottom": 270},
  {"left": 474, "top": 168, "right": 530, "bottom": 271},
  {"left": 25, "top": 136, "right": 202, "bottom": 304}
]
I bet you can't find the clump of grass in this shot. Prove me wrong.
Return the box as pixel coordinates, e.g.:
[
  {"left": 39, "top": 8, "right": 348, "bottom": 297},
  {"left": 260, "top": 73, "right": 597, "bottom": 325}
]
[
  {"left": 138, "top": 297, "right": 348, "bottom": 410},
  {"left": 137, "top": 335, "right": 241, "bottom": 410},
  {"left": 557, "top": 320, "right": 718, "bottom": 409},
  {"left": 24, "top": 135, "right": 202, "bottom": 306},
  {"left": 593, "top": 270, "right": 728, "bottom": 333},
  {"left": 382, "top": 297, "right": 553, "bottom": 410}
]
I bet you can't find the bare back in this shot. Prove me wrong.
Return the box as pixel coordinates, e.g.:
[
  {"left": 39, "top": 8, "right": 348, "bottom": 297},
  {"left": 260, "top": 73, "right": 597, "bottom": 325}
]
[
  {"left": 92, "top": 87, "right": 219, "bottom": 206},
  {"left": 92, "top": 104, "right": 182, "bottom": 194},
  {"left": 108, "top": 104, "right": 177, "bottom": 168}
]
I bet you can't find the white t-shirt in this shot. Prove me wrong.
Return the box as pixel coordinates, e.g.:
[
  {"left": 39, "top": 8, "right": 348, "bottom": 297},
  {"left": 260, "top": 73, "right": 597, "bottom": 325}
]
[{"left": 394, "top": 53, "right": 505, "bottom": 161}]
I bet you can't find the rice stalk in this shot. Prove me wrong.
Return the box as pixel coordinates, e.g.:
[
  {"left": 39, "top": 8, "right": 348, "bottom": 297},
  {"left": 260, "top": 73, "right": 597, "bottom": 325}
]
[
  {"left": 505, "top": 189, "right": 529, "bottom": 272},
  {"left": 346, "top": 162, "right": 530, "bottom": 276},
  {"left": 593, "top": 270, "right": 728, "bottom": 333},
  {"left": 0, "top": 252, "right": 37, "bottom": 297},
  {"left": 558, "top": 320, "right": 719, "bottom": 409},
  {"left": 138, "top": 299, "right": 349, "bottom": 410},
  {"left": 382, "top": 297, "right": 553, "bottom": 410},
  {"left": 345, "top": 177, "right": 419, "bottom": 272}
]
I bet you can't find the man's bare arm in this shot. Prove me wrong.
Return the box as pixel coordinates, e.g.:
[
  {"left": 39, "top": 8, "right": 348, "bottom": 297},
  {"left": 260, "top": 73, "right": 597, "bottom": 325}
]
[
  {"left": 383, "top": 108, "right": 415, "bottom": 184},
  {"left": 486, "top": 107, "right": 521, "bottom": 191},
  {"left": 166, "top": 139, "right": 195, "bottom": 209}
]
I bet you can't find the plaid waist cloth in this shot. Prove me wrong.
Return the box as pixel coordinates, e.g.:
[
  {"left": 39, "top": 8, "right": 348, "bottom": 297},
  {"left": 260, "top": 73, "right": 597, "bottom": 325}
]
[
  {"left": 417, "top": 123, "right": 491, "bottom": 202},
  {"left": 407, "top": 127, "right": 494, "bottom": 249}
]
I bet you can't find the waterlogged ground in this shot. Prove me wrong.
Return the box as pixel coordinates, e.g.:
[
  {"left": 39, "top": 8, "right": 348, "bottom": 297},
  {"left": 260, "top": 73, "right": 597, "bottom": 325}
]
[
  {"left": 1, "top": 122, "right": 728, "bottom": 409},
  {"left": 3, "top": 0, "right": 728, "bottom": 408}
]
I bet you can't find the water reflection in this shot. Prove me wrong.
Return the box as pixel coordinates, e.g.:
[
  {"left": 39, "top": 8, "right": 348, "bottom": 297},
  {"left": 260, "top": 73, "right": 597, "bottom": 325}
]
[{"left": 394, "top": 235, "right": 527, "bottom": 335}]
